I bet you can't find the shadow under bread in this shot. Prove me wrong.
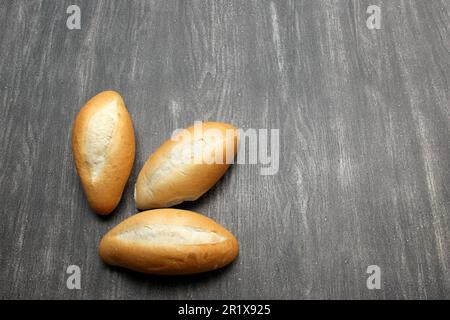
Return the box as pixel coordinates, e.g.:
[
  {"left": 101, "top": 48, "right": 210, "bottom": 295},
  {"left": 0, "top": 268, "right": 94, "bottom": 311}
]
[{"left": 100, "top": 254, "right": 239, "bottom": 289}]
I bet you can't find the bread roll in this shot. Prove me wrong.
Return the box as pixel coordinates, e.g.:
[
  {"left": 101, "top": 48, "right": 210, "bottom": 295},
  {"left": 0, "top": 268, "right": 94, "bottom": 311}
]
[
  {"left": 72, "top": 91, "right": 135, "bottom": 215},
  {"left": 99, "top": 209, "right": 239, "bottom": 275},
  {"left": 135, "top": 122, "right": 238, "bottom": 210}
]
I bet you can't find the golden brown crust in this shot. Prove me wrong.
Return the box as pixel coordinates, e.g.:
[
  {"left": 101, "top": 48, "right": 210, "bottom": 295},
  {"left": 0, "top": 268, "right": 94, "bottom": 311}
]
[
  {"left": 72, "top": 91, "right": 135, "bottom": 215},
  {"left": 135, "top": 122, "right": 238, "bottom": 210},
  {"left": 99, "top": 209, "right": 239, "bottom": 275}
]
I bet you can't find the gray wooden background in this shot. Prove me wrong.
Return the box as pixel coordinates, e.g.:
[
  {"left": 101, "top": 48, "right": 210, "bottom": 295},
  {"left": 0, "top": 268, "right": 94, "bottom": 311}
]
[{"left": 0, "top": 0, "right": 449, "bottom": 300}]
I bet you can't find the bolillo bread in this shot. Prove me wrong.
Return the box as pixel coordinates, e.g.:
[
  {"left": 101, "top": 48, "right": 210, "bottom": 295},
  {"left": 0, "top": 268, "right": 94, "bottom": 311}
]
[
  {"left": 135, "top": 122, "right": 238, "bottom": 210},
  {"left": 72, "top": 90, "right": 135, "bottom": 215},
  {"left": 99, "top": 209, "right": 239, "bottom": 275}
]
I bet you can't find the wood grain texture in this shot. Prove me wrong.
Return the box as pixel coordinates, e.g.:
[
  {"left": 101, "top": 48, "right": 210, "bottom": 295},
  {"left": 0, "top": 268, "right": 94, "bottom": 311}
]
[{"left": 0, "top": 0, "right": 449, "bottom": 299}]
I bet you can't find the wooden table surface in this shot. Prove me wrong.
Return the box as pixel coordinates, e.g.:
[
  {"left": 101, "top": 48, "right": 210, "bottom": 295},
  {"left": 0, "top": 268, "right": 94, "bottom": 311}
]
[{"left": 0, "top": 0, "right": 449, "bottom": 299}]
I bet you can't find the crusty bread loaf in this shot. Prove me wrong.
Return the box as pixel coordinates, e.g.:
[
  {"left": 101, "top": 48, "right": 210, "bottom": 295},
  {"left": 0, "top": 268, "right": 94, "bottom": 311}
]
[
  {"left": 134, "top": 122, "right": 238, "bottom": 210},
  {"left": 72, "top": 91, "right": 135, "bottom": 215},
  {"left": 99, "top": 209, "right": 239, "bottom": 275}
]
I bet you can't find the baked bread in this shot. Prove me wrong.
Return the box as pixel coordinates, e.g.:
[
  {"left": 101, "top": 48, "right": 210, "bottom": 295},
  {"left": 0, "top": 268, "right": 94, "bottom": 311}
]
[
  {"left": 99, "top": 209, "right": 239, "bottom": 275},
  {"left": 72, "top": 91, "right": 135, "bottom": 215},
  {"left": 135, "top": 122, "right": 238, "bottom": 210}
]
